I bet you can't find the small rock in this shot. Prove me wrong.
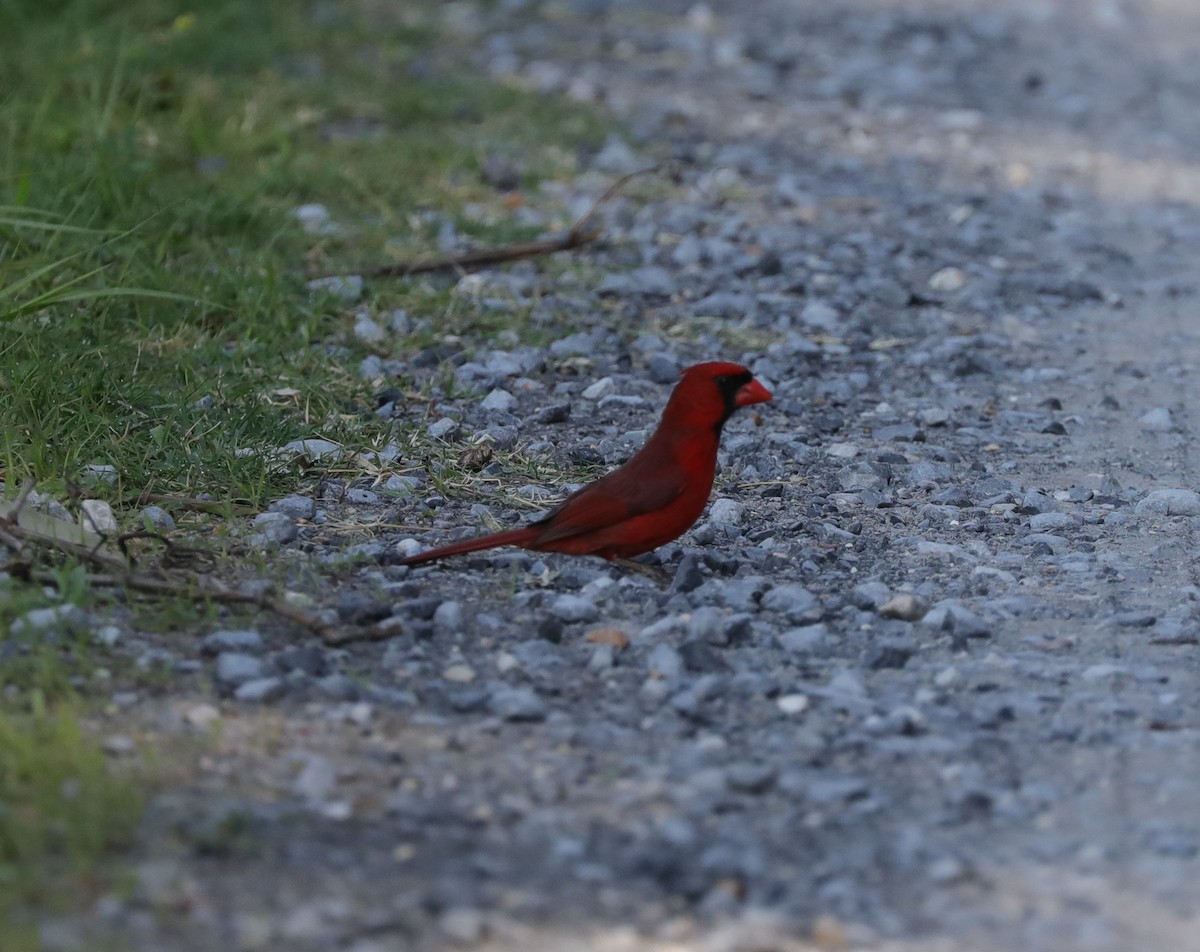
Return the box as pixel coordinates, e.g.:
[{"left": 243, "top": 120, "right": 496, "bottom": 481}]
[
  {"left": 1081, "top": 664, "right": 1124, "bottom": 681},
  {"left": 277, "top": 645, "right": 330, "bottom": 676},
  {"left": 646, "top": 643, "right": 685, "bottom": 681},
  {"left": 863, "top": 640, "right": 915, "bottom": 670},
  {"left": 588, "top": 644, "right": 615, "bottom": 672},
  {"left": 678, "top": 640, "right": 730, "bottom": 674},
  {"left": 10, "top": 604, "right": 87, "bottom": 636},
  {"left": 480, "top": 389, "right": 518, "bottom": 412},
  {"left": 81, "top": 463, "right": 118, "bottom": 484},
  {"left": 282, "top": 438, "right": 344, "bottom": 462},
  {"left": 1135, "top": 489, "right": 1200, "bottom": 516},
  {"left": 534, "top": 403, "right": 571, "bottom": 424},
  {"left": 592, "top": 135, "right": 641, "bottom": 173},
  {"left": 184, "top": 704, "right": 221, "bottom": 729},
  {"left": 777, "top": 693, "right": 810, "bottom": 715},
  {"left": 294, "top": 754, "right": 337, "bottom": 803},
  {"left": 481, "top": 154, "right": 521, "bottom": 191},
  {"left": 1029, "top": 512, "right": 1076, "bottom": 532},
  {"left": 139, "top": 505, "right": 176, "bottom": 531},
  {"left": 760, "top": 584, "right": 822, "bottom": 623},
  {"left": 922, "top": 603, "right": 992, "bottom": 639},
  {"left": 249, "top": 511, "right": 299, "bottom": 545},
  {"left": 489, "top": 686, "right": 547, "bottom": 722},
  {"left": 234, "top": 677, "right": 285, "bottom": 702},
  {"left": 102, "top": 735, "right": 136, "bottom": 756},
  {"left": 551, "top": 595, "right": 599, "bottom": 624},
  {"left": 800, "top": 300, "right": 840, "bottom": 331},
  {"left": 538, "top": 617, "right": 564, "bottom": 643},
  {"left": 442, "top": 664, "right": 476, "bottom": 683},
  {"left": 80, "top": 499, "right": 118, "bottom": 534},
  {"left": 428, "top": 418, "right": 459, "bottom": 440},
  {"left": 584, "top": 628, "right": 630, "bottom": 649},
  {"left": 383, "top": 476, "right": 421, "bottom": 497},
  {"left": 1113, "top": 611, "right": 1156, "bottom": 628},
  {"left": 581, "top": 376, "right": 615, "bottom": 400},
  {"left": 878, "top": 594, "right": 929, "bottom": 621},
  {"left": 315, "top": 674, "right": 360, "bottom": 701},
  {"left": 934, "top": 667, "right": 961, "bottom": 688},
  {"left": 93, "top": 625, "right": 122, "bottom": 647},
  {"left": 1018, "top": 490, "right": 1056, "bottom": 514},
  {"left": 305, "top": 274, "right": 363, "bottom": 302},
  {"left": 294, "top": 203, "right": 336, "bottom": 234},
  {"left": 647, "top": 355, "right": 680, "bottom": 384},
  {"left": 708, "top": 499, "right": 744, "bottom": 525},
  {"left": 1138, "top": 407, "right": 1174, "bottom": 431},
  {"left": 779, "top": 624, "right": 829, "bottom": 653},
  {"left": 875, "top": 423, "right": 922, "bottom": 442},
  {"left": 433, "top": 600, "right": 465, "bottom": 636},
  {"left": 828, "top": 670, "right": 868, "bottom": 699},
  {"left": 849, "top": 581, "right": 892, "bottom": 611},
  {"left": 726, "top": 762, "right": 778, "bottom": 795},
  {"left": 723, "top": 614, "right": 754, "bottom": 645},
  {"left": 839, "top": 461, "right": 890, "bottom": 491},
  {"left": 201, "top": 630, "right": 264, "bottom": 655},
  {"left": 353, "top": 313, "right": 387, "bottom": 345},
  {"left": 686, "top": 607, "right": 724, "bottom": 645},
  {"left": 930, "top": 486, "right": 972, "bottom": 508},
  {"left": 671, "top": 554, "right": 705, "bottom": 593},
  {"left": 548, "top": 332, "right": 594, "bottom": 358},
  {"left": 440, "top": 908, "right": 487, "bottom": 945},
  {"left": 215, "top": 653, "right": 264, "bottom": 687},
  {"left": 929, "top": 266, "right": 967, "bottom": 292}
]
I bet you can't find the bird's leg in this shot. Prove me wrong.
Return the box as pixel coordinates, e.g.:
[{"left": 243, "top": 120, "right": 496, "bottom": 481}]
[{"left": 611, "top": 557, "right": 673, "bottom": 585}]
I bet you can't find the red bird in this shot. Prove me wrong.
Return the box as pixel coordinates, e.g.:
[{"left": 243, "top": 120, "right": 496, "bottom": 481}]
[{"left": 390, "top": 361, "right": 771, "bottom": 569}]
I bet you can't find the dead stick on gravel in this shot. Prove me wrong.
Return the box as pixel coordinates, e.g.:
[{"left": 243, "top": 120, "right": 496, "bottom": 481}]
[
  {"left": 0, "top": 510, "right": 383, "bottom": 647},
  {"left": 358, "top": 163, "right": 667, "bottom": 280}
]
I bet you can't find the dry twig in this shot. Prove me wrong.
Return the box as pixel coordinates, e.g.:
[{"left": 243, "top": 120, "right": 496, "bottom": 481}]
[
  {"left": 353, "top": 164, "right": 666, "bottom": 280},
  {"left": 0, "top": 495, "right": 384, "bottom": 646}
]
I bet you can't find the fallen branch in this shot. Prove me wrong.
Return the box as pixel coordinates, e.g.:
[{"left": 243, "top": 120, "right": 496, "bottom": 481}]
[
  {"left": 66, "top": 478, "right": 259, "bottom": 517},
  {"left": 354, "top": 163, "right": 666, "bottom": 280},
  {"left": 1, "top": 499, "right": 384, "bottom": 646}
]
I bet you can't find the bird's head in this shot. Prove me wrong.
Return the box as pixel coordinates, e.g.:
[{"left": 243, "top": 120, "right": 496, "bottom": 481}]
[{"left": 665, "top": 361, "right": 772, "bottom": 433}]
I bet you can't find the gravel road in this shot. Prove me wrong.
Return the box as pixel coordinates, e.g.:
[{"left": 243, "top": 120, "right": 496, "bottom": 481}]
[{"left": 40, "top": 2, "right": 1200, "bottom": 950}]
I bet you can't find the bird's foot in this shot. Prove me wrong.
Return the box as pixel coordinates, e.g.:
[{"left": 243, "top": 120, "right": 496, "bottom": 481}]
[{"left": 611, "top": 557, "right": 673, "bottom": 585}]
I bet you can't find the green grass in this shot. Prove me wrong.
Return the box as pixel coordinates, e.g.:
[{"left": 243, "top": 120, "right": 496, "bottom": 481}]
[
  {"left": 0, "top": 0, "right": 608, "bottom": 506},
  {"left": 0, "top": 693, "right": 143, "bottom": 952},
  {"left": 0, "top": 0, "right": 613, "bottom": 940}
]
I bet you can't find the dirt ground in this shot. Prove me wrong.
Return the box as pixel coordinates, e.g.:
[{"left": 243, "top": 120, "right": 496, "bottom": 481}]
[{"left": 83, "top": 2, "right": 1200, "bottom": 950}]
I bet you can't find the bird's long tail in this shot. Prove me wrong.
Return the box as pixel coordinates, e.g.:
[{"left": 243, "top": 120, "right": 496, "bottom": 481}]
[{"left": 385, "top": 526, "right": 541, "bottom": 566}]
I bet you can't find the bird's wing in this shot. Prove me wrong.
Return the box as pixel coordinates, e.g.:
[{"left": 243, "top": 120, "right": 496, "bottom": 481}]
[{"left": 530, "top": 464, "right": 686, "bottom": 546}]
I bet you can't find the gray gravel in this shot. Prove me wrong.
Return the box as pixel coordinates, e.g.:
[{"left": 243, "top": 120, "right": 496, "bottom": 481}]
[{"left": 28, "top": 1, "right": 1200, "bottom": 950}]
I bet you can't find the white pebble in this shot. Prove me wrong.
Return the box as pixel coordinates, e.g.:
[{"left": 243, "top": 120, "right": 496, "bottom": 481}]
[
  {"left": 708, "top": 498, "right": 744, "bottom": 525},
  {"left": 480, "top": 389, "right": 518, "bottom": 412},
  {"left": 1135, "top": 488, "right": 1200, "bottom": 516},
  {"left": 929, "top": 266, "right": 967, "bottom": 292},
  {"left": 80, "top": 499, "right": 118, "bottom": 534},
  {"left": 581, "top": 376, "right": 615, "bottom": 400}
]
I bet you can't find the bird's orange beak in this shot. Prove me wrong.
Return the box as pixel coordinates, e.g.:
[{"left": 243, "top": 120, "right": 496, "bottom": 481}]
[{"left": 734, "top": 377, "right": 772, "bottom": 407}]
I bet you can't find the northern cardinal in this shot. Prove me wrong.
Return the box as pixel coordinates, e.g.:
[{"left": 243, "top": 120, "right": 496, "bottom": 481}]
[{"left": 389, "top": 361, "right": 771, "bottom": 568}]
